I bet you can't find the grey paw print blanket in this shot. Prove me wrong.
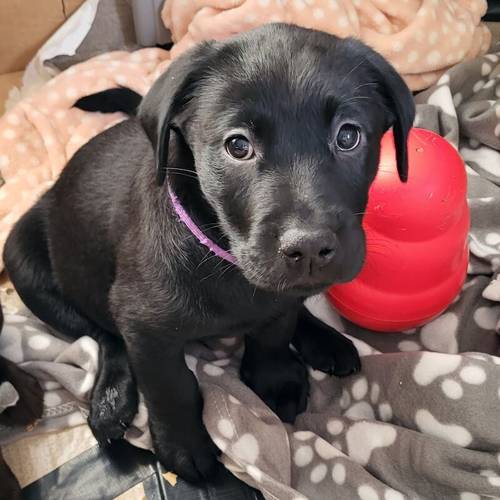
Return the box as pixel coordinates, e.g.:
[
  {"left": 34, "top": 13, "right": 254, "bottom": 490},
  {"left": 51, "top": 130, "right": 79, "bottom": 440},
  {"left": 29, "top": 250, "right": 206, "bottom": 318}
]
[{"left": 1, "top": 47, "right": 499, "bottom": 500}]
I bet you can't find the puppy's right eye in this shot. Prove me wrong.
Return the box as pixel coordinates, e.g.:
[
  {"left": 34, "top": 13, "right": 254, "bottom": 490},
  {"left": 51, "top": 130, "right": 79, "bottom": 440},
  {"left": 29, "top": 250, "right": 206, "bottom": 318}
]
[
  {"left": 225, "top": 135, "right": 254, "bottom": 160},
  {"left": 335, "top": 124, "right": 361, "bottom": 151}
]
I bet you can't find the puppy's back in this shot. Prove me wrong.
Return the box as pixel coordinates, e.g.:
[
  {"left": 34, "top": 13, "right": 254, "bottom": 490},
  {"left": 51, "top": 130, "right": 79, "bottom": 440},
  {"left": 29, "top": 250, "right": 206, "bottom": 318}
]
[{"left": 46, "top": 119, "right": 154, "bottom": 330}]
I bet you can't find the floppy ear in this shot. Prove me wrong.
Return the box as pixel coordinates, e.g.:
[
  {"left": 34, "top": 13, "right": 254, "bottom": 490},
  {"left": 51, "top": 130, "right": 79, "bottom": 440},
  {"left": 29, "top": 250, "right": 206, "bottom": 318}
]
[
  {"left": 338, "top": 39, "right": 415, "bottom": 181},
  {"left": 138, "top": 42, "right": 217, "bottom": 186},
  {"left": 366, "top": 51, "right": 415, "bottom": 182}
]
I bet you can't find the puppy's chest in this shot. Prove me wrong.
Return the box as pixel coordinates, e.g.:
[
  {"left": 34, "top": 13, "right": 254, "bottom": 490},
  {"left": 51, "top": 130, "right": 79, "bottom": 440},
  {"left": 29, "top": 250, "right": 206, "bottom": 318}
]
[{"left": 178, "top": 284, "right": 290, "bottom": 340}]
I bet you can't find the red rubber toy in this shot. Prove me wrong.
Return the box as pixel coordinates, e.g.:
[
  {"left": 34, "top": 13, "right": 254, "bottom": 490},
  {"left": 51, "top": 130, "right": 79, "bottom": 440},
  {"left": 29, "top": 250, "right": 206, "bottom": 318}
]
[{"left": 327, "top": 128, "right": 470, "bottom": 332}]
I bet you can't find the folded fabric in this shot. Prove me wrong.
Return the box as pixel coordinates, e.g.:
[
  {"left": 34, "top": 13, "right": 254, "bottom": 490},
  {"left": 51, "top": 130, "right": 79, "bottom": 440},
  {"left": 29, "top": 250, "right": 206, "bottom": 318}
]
[{"left": 161, "top": 0, "right": 492, "bottom": 91}]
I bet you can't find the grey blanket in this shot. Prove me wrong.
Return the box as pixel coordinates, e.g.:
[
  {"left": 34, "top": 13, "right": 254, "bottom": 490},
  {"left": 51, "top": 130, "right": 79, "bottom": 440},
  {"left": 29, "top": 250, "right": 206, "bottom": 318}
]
[{"left": 1, "top": 47, "right": 499, "bottom": 500}]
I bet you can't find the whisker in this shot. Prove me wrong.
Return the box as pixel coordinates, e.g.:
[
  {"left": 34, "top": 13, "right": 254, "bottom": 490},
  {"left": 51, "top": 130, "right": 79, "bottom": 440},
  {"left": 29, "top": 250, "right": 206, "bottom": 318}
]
[
  {"left": 339, "top": 96, "right": 372, "bottom": 106},
  {"left": 200, "top": 258, "right": 228, "bottom": 282},
  {"left": 339, "top": 57, "right": 369, "bottom": 88},
  {"left": 167, "top": 167, "right": 197, "bottom": 175},
  {"left": 167, "top": 172, "right": 198, "bottom": 181},
  {"left": 200, "top": 271, "right": 218, "bottom": 283},
  {"left": 350, "top": 82, "right": 379, "bottom": 93},
  {"left": 195, "top": 250, "right": 219, "bottom": 270},
  {"left": 218, "top": 262, "right": 236, "bottom": 280},
  {"left": 166, "top": 167, "right": 198, "bottom": 180},
  {"left": 199, "top": 222, "right": 224, "bottom": 230}
]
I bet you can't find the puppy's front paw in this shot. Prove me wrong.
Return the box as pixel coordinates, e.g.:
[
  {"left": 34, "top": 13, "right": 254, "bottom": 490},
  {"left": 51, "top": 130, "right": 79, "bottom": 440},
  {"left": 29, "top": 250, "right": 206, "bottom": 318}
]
[
  {"left": 153, "top": 427, "right": 220, "bottom": 483},
  {"left": 296, "top": 326, "right": 361, "bottom": 377},
  {"left": 241, "top": 350, "right": 309, "bottom": 423},
  {"left": 89, "top": 377, "right": 138, "bottom": 444}
]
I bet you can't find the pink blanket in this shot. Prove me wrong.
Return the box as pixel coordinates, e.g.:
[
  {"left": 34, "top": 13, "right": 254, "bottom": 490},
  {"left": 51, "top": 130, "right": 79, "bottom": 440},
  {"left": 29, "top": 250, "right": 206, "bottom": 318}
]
[
  {"left": 162, "top": 0, "right": 491, "bottom": 90},
  {"left": 0, "top": 49, "right": 169, "bottom": 268}
]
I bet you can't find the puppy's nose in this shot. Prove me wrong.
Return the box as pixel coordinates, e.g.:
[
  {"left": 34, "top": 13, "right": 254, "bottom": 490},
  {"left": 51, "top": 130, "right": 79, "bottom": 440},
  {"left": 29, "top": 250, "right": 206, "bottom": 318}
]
[{"left": 280, "top": 229, "right": 337, "bottom": 269}]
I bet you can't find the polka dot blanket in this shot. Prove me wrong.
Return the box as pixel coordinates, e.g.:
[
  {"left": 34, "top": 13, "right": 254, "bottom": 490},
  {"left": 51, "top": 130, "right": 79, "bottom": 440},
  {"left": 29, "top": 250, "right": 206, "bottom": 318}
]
[
  {"left": 1, "top": 44, "right": 500, "bottom": 500},
  {"left": 0, "top": 48, "right": 171, "bottom": 258},
  {"left": 162, "top": 0, "right": 491, "bottom": 91}
]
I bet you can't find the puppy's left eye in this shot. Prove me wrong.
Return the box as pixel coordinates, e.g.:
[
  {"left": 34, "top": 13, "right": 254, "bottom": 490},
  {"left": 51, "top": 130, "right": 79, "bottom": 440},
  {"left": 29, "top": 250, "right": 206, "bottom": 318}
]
[
  {"left": 336, "top": 124, "right": 361, "bottom": 151},
  {"left": 225, "top": 135, "right": 255, "bottom": 160}
]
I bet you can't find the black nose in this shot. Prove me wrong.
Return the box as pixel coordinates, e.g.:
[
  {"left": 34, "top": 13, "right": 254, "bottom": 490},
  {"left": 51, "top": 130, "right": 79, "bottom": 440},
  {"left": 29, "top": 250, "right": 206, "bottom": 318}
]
[{"left": 280, "top": 229, "right": 337, "bottom": 269}]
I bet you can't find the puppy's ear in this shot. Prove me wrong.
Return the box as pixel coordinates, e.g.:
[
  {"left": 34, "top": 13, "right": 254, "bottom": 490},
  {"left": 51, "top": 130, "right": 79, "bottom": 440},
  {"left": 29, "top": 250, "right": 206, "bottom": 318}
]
[
  {"left": 139, "top": 42, "right": 217, "bottom": 186},
  {"left": 366, "top": 51, "right": 415, "bottom": 182}
]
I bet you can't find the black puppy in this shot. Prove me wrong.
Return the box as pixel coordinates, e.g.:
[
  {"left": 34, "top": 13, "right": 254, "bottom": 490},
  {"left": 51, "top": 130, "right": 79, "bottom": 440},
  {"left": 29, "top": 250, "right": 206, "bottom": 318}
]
[{"left": 3, "top": 24, "right": 414, "bottom": 482}]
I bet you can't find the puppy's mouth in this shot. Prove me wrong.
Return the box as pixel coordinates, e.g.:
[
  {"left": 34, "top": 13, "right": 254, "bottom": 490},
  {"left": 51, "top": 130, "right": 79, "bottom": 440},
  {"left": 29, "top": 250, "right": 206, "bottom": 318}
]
[
  {"left": 238, "top": 264, "right": 353, "bottom": 297},
  {"left": 235, "top": 246, "right": 365, "bottom": 297},
  {"left": 253, "top": 277, "right": 350, "bottom": 297},
  {"left": 275, "top": 281, "right": 333, "bottom": 297}
]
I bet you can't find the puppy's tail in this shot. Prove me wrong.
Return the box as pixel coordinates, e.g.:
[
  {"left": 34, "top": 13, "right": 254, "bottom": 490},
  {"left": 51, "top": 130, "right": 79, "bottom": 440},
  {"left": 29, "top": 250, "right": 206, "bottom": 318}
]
[{"left": 74, "top": 87, "right": 142, "bottom": 116}]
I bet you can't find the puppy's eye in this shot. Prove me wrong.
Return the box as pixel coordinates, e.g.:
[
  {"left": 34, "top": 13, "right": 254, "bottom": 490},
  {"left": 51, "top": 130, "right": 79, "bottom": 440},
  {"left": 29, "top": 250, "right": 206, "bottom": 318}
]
[
  {"left": 336, "top": 124, "right": 361, "bottom": 151},
  {"left": 225, "top": 135, "right": 254, "bottom": 160}
]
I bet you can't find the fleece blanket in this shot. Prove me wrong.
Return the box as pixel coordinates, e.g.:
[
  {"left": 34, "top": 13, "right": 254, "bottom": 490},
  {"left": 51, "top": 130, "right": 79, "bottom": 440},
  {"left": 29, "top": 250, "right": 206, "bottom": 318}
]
[
  {"left": 1, "top": 43, "right": 500, "bottom": 498},
  {"left": 0, "top": 48, "right": 171, "bottom": 264},
  {"left": 20, "top": 0, "right": 490, "bottom": 94},
  {"left": 161, "top": 0, "right": 492, "bottom": 91}
]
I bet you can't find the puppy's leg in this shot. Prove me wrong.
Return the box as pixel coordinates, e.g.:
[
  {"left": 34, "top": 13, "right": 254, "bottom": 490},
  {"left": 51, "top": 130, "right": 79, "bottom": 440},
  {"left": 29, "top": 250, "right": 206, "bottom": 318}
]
[
  {"left": 0, "top": 357, "right": 43, "bottom": 500},
  {"left": 124, "top": 334, "right": 219, "bottom": 483},
  {"left": 292, "top": 305, "right": 361, "bottom": 377},
  {"left": 0, "top": 448, "right": 22, "bottom": 500},
  {"left": 0, "top": 310, "right": 43, "bottom": 428},
  {"left": 87, "top": 335, "right": 138, "bottom": 443},
  {"left": 3, "top": 206, "right": 138, "bottom": 442},
  {"left": 0, "top": 357, "right": 43, "bottom": 428},
  {"left": 240, "top": 311, "right": 309, "bottom": 423},
  {"left": 0, "top": 356, "right": 43, "bottom": 500},
  {"left": 0, "top": 309, "right": 42, "bottom": 500}
]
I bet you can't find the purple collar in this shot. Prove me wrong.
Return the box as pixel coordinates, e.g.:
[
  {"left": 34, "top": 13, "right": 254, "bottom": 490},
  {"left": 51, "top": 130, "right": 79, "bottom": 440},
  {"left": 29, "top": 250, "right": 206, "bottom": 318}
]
[{"left": 168, "top": 186, "right": 237, "bottom": 265}]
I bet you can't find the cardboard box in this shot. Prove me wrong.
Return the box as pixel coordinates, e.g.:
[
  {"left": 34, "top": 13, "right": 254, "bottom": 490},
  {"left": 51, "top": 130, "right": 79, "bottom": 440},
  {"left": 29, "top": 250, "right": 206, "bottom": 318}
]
[
  {"left": 0, "top": 0, "right": 85, "bottom": 114},
  {"left": 0, "top": 0, "right": 85, "bottom": 74}
]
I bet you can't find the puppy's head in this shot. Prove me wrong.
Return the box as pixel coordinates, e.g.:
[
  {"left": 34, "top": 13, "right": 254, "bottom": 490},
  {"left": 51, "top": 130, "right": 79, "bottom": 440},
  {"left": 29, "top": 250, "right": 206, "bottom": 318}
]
[{"left": 140, "top": 24, "right": 414, "bottom": 296}]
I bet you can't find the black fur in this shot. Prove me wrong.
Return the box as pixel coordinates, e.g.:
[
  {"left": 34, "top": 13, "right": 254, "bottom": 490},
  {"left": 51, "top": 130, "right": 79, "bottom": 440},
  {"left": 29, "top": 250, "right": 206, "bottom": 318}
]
[
  {"left": 4, "top": 24, "right": 414, "bottom": 483},
  {"left": 74, "top": 87, "right": 142, "bottom": 117},
  {"left": 74, "top": 87, "right": 142, "bottom": 116},
  {"left": 0, "top": 306, "right": 44, "bottom": 499}
]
